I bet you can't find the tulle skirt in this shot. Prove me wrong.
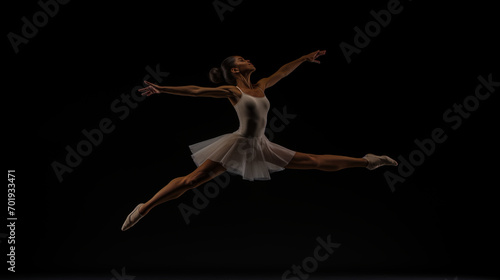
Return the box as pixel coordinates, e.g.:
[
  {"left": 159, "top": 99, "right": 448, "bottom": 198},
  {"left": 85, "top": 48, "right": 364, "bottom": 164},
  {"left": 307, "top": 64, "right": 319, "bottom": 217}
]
[{"left": 188, "top": 131, "right": 296, "bottom": 181}]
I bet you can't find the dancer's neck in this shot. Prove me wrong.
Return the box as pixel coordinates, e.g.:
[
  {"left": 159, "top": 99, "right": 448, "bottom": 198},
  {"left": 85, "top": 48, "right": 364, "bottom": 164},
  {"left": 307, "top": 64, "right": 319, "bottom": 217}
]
[{"left": 235, "top": 73, "right": 253, "bottom": 89}]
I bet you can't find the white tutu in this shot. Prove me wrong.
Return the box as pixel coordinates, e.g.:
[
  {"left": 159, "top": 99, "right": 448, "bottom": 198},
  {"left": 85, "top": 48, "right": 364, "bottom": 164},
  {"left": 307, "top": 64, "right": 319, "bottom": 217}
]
[
  {"left": 189, "top": 131, "right": 296, "bottom": 181},
  {"left": 189, "top": 86, "right": 297, "bottom": 181}
]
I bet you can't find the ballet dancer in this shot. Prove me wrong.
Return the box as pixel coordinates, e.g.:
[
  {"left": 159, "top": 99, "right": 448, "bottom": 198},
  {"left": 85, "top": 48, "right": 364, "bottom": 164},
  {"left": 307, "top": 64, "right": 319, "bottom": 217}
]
[{"left": 121, "top": 50, "right": 397, "bottom": 231}]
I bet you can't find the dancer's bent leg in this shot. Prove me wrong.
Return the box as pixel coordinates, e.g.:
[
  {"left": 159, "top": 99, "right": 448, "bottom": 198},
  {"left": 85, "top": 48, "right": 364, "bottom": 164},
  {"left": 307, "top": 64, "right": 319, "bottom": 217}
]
[{"left": 139, "top": 159, "right": 226, "bottom": 216}]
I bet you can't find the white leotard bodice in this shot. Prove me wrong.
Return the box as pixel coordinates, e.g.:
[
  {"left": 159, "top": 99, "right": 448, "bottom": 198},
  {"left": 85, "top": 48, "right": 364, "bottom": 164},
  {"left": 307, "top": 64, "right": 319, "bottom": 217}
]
[{"left": 233, "top": 86, "right": 270, "bottom": 138}]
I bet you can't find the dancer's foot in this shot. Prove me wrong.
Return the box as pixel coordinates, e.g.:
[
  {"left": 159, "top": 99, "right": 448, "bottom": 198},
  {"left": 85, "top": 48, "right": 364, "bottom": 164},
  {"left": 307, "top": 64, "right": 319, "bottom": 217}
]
[
  {"left": 363, "top": 153, "right": 398, "bottom": 170},
  {"left": 138, "top": 204, "right": 147, "bottom": 216},
  {"left": 121, "top": 203, "right": 145, "bottom": 231}
]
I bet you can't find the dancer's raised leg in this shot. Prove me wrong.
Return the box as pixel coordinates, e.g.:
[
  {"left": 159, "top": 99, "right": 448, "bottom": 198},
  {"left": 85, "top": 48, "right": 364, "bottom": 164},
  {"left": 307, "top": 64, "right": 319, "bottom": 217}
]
[{"left": 284, "top": 152, "right": 396, "bottom": 171}]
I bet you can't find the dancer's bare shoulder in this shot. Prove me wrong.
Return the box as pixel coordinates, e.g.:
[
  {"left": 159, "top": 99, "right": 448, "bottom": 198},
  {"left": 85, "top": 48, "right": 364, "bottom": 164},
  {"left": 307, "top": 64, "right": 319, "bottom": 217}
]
[{"left": 220, "top": 85, "right": 242, "bottom": 106}]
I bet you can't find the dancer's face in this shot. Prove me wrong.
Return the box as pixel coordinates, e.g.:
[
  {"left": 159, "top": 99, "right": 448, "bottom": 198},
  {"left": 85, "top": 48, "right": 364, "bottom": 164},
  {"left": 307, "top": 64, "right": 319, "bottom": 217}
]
[{"left": 232, "top": 56, "right": 256, "bottom": 74}]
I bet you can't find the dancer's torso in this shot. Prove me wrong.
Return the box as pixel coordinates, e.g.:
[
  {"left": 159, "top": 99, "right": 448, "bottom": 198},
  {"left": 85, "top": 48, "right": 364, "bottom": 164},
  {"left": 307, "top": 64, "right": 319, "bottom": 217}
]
[{"left": 233, "top": 86, "right": 270, "bottom": 138}]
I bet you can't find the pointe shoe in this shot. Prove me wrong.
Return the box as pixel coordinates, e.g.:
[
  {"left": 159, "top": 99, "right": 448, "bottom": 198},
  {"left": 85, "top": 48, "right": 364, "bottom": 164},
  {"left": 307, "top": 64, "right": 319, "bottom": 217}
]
[
  {"left": 121, "top": 203, "right": 145, "bottom": 231},
  {"left": 363, "top": 153, "right": 398, "bottom": 170}
]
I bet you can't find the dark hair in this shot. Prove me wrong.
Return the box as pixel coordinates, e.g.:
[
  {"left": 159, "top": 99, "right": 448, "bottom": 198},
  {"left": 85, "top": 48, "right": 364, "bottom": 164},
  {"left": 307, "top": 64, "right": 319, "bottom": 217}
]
[{"left": 209, "top": 56, "right": 238, "bottom": 85}]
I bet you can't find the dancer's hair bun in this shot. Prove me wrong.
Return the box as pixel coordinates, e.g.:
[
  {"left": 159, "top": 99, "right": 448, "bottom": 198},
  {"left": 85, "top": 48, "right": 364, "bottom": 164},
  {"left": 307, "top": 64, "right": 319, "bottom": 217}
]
[{"left": 209, "top": 67, "right": 223, "bottom": 84}]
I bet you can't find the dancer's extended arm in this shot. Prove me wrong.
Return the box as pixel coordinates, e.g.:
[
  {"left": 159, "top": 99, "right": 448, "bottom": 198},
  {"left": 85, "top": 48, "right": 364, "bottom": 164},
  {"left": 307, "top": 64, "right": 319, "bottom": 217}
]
[
  {"left": 257, "top": 50, "right": 326, "bottom": 89},
  {"left": 139, "top": 81, "right": 233, "bottom": 98}
]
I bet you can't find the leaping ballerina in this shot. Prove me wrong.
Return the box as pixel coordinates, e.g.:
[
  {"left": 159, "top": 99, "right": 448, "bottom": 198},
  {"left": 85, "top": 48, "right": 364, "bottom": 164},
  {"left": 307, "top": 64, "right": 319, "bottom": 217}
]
[{"left": 121, "top": 50, "right": 398, "bottom": 231}]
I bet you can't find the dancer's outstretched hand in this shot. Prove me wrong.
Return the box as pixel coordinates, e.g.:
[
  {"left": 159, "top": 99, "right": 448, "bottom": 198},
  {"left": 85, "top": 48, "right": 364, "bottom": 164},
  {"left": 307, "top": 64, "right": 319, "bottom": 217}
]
[
  {"left": 139, "top": 81, "right": 161, "bottom": 96},
  {"left": 303, "top": 50, "right": 326, "bottom": 64}
]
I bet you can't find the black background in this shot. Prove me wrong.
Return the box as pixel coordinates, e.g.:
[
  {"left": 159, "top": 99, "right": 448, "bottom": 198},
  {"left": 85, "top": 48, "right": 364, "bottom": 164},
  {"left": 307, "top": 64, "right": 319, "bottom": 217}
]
[{"left": 3, "top": 0, "right": 499, "bottom": 279}]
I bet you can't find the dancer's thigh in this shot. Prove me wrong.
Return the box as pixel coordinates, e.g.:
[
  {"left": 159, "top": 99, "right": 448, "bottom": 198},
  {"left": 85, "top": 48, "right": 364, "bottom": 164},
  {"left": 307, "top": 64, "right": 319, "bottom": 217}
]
[
  {"left": 184, "top": 159, "right": 227, "bottom": 187},
  {"left": 284, "top": 151, "right": 319, "bottom": 170}
]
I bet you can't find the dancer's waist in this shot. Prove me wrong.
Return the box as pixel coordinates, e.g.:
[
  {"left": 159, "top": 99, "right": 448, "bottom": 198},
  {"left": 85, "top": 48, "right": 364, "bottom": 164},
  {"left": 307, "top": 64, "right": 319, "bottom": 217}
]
[{"left": 233, "top": 129, "right": 265, "bottom": 139}]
